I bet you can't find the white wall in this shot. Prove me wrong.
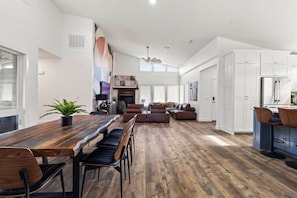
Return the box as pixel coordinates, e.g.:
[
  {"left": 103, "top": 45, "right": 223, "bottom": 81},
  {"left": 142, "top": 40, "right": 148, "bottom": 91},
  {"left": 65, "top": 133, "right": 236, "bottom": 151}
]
[
  {"left": 0, "top": 0, "right": 63, "bottom": 127},
  {"left": 38, "top": 14, "right": 94, "bottom": 122},
  {"left": 0, "top": 0, "right": 95, "bottom": 126},
  {"left": 180, "top": 39, "right": 218, "bottom": 76},
  {"left": 114, "top": 52, "right": 179, "bottom": 85},
  {"left": 113, "top": 52, "right": 179, "bottom": 103}
]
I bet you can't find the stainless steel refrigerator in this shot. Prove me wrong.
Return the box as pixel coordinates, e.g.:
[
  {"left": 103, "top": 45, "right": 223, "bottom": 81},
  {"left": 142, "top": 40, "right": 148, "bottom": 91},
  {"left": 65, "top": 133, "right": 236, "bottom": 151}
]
[{"left": 260, "top": 77, "right": 291, "bottom": 107}]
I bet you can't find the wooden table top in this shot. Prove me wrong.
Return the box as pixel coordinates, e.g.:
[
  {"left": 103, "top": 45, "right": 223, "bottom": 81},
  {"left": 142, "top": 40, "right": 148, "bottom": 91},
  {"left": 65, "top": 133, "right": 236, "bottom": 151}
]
[{"left": 0, "top": 114, "right": 120, "bottom": 157}]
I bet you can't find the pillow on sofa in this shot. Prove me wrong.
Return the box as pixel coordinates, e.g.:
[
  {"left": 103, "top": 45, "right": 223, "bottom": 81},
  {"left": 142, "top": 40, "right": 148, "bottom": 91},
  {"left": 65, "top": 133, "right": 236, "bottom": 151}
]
[
  {"left": 181, "top": 103, "right": 190, "bottom": 110},
  {"left": 168, "top": 102, "right": 175, "bottom": 107},
  {"left": 161, "top": 103, "right": 169, "bottom": 108},
  {"left": 176, "top": 104, "right": 182, "bottom": 110}
]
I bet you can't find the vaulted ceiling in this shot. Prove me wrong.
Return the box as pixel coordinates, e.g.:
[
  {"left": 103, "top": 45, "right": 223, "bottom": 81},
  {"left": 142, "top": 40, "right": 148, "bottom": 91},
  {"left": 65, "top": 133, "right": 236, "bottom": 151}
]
[{"left": 52, "top": 0, "right": 297, "bottom": 66}]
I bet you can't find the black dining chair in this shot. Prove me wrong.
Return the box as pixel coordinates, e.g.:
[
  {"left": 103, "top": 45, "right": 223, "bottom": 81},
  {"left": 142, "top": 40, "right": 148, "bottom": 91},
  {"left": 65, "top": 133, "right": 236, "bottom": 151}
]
[
  {"left": 0, "top": 146, "right": 66, "bottom": 198},
  {"left": 80, "top": 122, "right": 133, "bottom": 198},
  {"left": 96, "top": 114, "right": 137, "bottom": 165}
]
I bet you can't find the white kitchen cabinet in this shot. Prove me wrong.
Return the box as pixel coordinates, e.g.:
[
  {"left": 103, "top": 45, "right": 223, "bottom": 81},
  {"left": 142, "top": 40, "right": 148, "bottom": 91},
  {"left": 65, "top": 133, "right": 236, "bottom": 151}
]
[
  {"left": 261, "top": 53, "right": 288, "bottom": 64},
  {"left": 235, "top": 51, "right": 260, "bottom": 64},
  {"left": 234, "top": 62, "right": 259, "bottom": 132},
  {"left": 289, "top": 55, "right": 297, "bottom": 91},
  {"left": 234, "top": 98, "right": 257, "bottom": 132},
  {"left": 222, "top": 50, "right": 260, "bottom": 134},
  {"left": 260, "top": 52, "right": 289, "bottom": 77},
  {"left": 260, "top": 64, "right": 288, "bottom": 77},
  {"left": 234, "top": 63, "right": 259, "bottom": 98}
]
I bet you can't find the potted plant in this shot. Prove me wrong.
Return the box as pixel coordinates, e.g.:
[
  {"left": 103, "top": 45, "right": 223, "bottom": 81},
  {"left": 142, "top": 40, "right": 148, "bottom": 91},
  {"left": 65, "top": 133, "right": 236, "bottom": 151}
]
[{"left": 40, "top": 99, "right": 87, "bottom": 126}]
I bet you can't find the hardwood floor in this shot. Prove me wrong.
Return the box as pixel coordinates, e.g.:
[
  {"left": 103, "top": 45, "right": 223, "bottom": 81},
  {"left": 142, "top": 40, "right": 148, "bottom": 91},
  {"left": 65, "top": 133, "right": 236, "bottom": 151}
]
[{"left": 43, "top": 117, "right": 297, "bottom": 198}]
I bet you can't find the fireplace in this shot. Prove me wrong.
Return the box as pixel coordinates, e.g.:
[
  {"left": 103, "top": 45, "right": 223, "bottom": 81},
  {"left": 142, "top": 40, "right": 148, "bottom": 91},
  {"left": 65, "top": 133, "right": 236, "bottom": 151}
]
[
  {"left": 117, "top": 88, "right": 137, "bottom": 113},
  {"left": 118, "top": 88, "right": 136, "bottom": 105}
]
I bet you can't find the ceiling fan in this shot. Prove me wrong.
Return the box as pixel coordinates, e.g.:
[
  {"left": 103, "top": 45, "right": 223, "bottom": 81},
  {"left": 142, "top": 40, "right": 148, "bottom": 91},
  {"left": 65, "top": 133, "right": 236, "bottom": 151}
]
[{"left": 142, "top": 46, "right": 161, "bottom": 63}]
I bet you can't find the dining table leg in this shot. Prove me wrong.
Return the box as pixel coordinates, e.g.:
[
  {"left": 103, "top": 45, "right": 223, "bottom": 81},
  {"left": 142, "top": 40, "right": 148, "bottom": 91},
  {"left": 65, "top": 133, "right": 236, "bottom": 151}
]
[{"left": 73, "top": 149, "right": 83, "bottom": 198}]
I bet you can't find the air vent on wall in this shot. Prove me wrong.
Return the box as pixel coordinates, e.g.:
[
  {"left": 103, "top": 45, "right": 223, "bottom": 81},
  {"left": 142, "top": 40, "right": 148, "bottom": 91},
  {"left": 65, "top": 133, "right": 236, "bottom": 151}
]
[{"left": 69, "top": 35, "right": 85, "bottom": 49}]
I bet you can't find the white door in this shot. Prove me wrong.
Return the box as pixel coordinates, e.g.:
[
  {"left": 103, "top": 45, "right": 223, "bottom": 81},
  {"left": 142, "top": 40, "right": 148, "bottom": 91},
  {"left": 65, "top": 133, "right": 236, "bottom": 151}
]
[
  {"left": 211, "top": 78, "right": 217, "bottom": 121},
  {"left": 199, "top": 65, "right": 217, "bottom": 121}
]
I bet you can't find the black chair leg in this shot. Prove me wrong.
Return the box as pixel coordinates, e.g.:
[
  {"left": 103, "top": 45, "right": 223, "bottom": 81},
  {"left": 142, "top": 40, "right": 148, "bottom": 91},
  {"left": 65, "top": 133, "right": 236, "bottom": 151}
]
[
  {"left": 127, "top": 152, "right": 131, "bottom": 184},
  {"left": 120, "top": 161, "right": 123, "bottom": 198},
  {"left": 95, "top": 168, "right": 101, "bottom": 182},
  {"left": 132, "top": 132, "right": 135, "bottom": 153},
  {"left": 81, "top": 167, "right": 87, "bottom": 198},
  {"left": 123, "top": 154, "right": 127, "bottom": 180},
  {"left": 59, "top": 171, "right": 66, "bottom": 198},
  {"left": 129, "top": 139, "right": 133, "bottom": 165}
]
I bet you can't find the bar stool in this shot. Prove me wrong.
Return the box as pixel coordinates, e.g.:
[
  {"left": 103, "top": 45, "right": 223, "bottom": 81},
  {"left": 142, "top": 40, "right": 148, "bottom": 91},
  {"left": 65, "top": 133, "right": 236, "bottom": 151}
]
[
  {"left": 254, "top": 107, "right": 286, "bottom": 159},
  {"left": 278, "top": 108, "right": 297, "bottom": 169}
]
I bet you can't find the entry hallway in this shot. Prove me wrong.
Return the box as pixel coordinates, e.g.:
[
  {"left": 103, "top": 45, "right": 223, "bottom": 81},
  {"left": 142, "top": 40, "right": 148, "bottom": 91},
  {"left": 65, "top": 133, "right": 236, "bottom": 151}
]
[{"left": 43, "top": 118, "right": 297, "bottom": 197}]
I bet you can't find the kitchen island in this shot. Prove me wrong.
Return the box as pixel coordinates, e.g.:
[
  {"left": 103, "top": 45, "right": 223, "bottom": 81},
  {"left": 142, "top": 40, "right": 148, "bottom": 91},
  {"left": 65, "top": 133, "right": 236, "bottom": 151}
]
[{"left": 253, "top": 107, "right": 297, "bottom": 158}]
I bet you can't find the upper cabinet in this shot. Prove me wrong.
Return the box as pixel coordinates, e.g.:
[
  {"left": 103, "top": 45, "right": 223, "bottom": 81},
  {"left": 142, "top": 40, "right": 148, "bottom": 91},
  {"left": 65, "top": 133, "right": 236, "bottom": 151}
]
[
  {"left": 260, "top": 52, "right": 289, "bottom": 77},
  {"left": 261, "top": 53, "right": 288, "bottom": 64},
  {"left": 289, "top": 55, "right": 297, "bottom": 91},
  {"left": 235, "top": 51, "right": 260, "bottom": 64}
]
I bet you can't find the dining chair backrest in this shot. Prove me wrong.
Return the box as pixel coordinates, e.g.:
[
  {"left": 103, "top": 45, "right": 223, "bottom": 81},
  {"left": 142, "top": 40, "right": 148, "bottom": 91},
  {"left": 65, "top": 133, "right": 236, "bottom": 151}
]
[
  {"left": 254, "top": 107, "right": 274, "bottom": 124},
  {"left": 114, "top": 124, "right": 133, "bottom": 161},
  {"left": 118, "top": 114, "right": 137, "bottom": 140},
  {"left": 278, "top": 108, "right": 297, "bottom": 128},
  {"left": 0, "top": 147, "right": 43, "bottom": 189}
]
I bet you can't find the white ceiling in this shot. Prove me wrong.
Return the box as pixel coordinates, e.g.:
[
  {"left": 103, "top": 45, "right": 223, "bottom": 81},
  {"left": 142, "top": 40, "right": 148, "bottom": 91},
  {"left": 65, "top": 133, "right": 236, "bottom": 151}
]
[{"left": 52, "top": 0, "right": 297, "bottom": 66}]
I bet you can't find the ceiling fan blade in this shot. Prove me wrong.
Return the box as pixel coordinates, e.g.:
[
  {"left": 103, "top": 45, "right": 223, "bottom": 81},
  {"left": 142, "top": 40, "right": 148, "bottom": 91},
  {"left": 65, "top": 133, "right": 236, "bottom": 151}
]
[{"left": 151, "top": 57, "right": 161, "bottom": 63}]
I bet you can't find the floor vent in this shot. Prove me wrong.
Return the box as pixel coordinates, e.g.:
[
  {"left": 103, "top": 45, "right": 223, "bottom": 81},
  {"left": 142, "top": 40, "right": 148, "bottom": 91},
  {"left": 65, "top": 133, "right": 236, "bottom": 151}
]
[{"left": 69, "top": 35, "right": 85, "bottom": 49}]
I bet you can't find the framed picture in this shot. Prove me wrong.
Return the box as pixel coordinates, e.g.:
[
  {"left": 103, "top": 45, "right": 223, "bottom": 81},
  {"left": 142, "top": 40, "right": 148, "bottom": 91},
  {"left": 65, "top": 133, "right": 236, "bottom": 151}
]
[{"left": 189, "top": 81, "right": 198, "bottom": 101}]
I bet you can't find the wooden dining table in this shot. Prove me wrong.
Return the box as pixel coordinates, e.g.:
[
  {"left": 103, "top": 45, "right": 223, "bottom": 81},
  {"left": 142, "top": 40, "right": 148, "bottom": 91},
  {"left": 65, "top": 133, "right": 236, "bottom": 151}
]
[{"left": 0, "top": 114, "right": 120, "bottom": 198}]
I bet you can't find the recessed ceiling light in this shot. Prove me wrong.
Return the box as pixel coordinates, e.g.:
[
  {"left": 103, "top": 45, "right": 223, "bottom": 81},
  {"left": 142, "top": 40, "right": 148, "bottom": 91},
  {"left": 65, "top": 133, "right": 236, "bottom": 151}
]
[{"left": 149, "top": 0, "right": 156, "bottom": 5}]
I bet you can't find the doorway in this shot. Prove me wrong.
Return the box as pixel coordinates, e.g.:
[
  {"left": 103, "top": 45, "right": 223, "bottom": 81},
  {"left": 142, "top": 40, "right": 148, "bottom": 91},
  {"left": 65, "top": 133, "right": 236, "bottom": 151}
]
[{"left": 199, "top": 65, "right": 217, "bottom": 121}]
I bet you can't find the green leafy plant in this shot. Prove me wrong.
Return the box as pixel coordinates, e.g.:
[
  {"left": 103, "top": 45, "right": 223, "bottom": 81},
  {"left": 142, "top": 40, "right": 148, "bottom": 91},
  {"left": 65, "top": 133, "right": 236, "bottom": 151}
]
[{"left": 40, "top": 99, "right": 87, "bottom": 118}]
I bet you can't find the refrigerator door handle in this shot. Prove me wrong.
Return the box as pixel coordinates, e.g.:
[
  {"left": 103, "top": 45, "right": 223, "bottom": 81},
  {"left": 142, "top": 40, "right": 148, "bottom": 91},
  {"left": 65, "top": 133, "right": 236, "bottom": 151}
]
[
  {"left": 277, "top": 80, "right": 281, "bottom": 102},
  {"left": 274, "top": 80, "right": 277, "bottom": 103}
]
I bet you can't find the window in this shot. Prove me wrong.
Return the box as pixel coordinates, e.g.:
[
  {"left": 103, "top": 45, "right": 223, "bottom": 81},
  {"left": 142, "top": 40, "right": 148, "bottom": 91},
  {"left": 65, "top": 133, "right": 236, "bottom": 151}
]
[
  {"left": 167, "top": 66, "right": 179, "bottom": 72},
  {"left": 140, "top": 60, "right": 179, "bottom": 73},
  {"left": 139, "top": 86, "right": 151, "bottom": 106},
  {"left": 153, "top": 64, "right": 166, "bottom": 72},
  {"left": 0, "top": 50, "right": 17, "bottom": 110},
  {"left": 167, "top": 85, "right": 179, "bottom": 102},
  {"left": 153, "top": 86, "right": 165, "bottom": 102},
  {"left": 140, "top": 60, "right": 152, "bottom": 71}
]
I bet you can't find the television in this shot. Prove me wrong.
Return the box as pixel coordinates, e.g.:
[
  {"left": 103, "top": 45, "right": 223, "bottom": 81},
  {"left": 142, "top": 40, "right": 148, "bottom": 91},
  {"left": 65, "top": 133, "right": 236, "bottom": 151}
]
[{"left": 100, "top": 81, "right": 110, "bottom": 99}]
